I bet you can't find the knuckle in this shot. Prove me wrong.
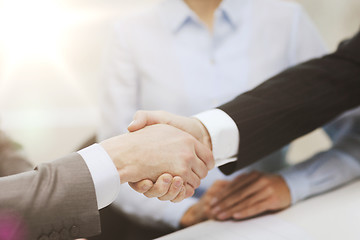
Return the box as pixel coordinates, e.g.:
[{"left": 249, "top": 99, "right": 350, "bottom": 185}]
[
  {"left": 178, "top": 167, "right": 189, "bottom": 178},
  {"left": 267, "top": 186, "right": 274, "bottom": 195},
  {"left": 258, "top": 178, "right": 269, "bottom": 186},
  {"left": 181, "top": 151, "right": 194, "bottom": 163},
  {"left": 183, "top": 135, "right": 195, "bottom": 145}
]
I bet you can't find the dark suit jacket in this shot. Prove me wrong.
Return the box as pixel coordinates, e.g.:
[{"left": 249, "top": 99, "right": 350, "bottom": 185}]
[{"left": 219, "top": 29, "right": 360, "bottom": 174}]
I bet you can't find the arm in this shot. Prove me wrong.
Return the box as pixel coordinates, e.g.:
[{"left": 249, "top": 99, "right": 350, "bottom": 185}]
[
  {"left": 0, "top": 124, "right": 214, "bottom": 238},
  {"left": 280, "top": 108, "right": 360, "bottom": 204},
  {"left": 203, "top": 108, "right": 360, "bottom": 221},
  {"left": 218, "top": 30, "right": 360, "bottom": 173},
  {"left": 280, "top": 148, "right": 360, "bottom": 205},
  {"left": 128, "top": 30, "right": 360, "bottom": 174},
  {"left": 0, "top": 153, "right": 101, "bottom": 239}
]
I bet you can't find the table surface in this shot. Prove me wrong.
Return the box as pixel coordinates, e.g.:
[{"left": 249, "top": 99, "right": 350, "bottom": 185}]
[{"left": 159, "top": 180, "right": 360, "bottom": 240}]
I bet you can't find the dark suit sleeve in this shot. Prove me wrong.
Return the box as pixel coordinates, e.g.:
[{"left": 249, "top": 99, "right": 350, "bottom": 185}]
[
  {"left": 0, "top": 153, "right": 101, "bottom": 239},
  {"left": 218, "top": 30, "right": 360, "bottom": 174}
]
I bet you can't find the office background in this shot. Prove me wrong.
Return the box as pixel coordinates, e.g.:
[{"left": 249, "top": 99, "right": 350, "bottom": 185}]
[{"left": 0, "top": 0, "right": 359, "bottom": 164}]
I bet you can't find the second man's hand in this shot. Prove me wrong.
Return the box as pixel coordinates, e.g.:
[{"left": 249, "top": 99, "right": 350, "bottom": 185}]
[
  {"left": 127, "top": 111, "right": 214, "bottom": 202},
  {"left": 128, "top": 110, "right": 212, "bottom": 150},
  {"left": 100, "top": 124, "right": 214, "bottom": 201}
]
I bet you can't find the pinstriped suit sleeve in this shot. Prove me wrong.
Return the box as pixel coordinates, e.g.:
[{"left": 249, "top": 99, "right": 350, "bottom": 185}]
[
  {"left": 0, "top": 153, "right": 100, "bottom": 239},
  {"left": 218, "top": 30, "right": 360, "bottom": 174}
]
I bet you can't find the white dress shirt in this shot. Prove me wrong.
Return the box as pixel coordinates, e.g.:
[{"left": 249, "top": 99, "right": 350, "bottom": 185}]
[
  {"left": 98, "top": 0, "right": 326, "bottom": 229},
  {"left": 279, "top": 107, "right": 360, "bottom": 204},
  {"left": 78, "top": 144, "right": 120, "bottom": 210}
]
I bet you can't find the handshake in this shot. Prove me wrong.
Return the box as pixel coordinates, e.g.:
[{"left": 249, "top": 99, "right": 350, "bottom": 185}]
[{"left": 100, "top": 111, "right": 215, "bottom": 202}]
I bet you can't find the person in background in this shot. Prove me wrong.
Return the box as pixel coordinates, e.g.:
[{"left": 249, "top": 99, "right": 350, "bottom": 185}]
[
  {"left": 129, "top": 29, "right": 360, "bottom": 230},
  {"left": 97, "top": 0, "right": 326, "bottom": 238}
]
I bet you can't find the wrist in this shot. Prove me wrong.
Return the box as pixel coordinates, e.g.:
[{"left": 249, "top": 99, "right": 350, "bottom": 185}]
[
  {"left": 191, "top": 118, "right": 212, "bottom": 150},
  {"left": 100, "top": 135, "right": 134, "bottom": 184}
]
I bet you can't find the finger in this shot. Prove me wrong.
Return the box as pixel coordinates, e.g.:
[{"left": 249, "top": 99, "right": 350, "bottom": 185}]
[
  {"left": 211, "top": 172, "right": 261, "bottom": 206},
  {"left": 143, "top": 173, "right": 173, "bottom": 198},
  {"left": 191, "top": 157, "right": 209, "bottom": 180},
  {"left": 211, "top": 176, "right": 268, "bottom": 215},
  {"left": 171, "top": 185, "right": 187, "bottom": 203},
  {"left": 207, "top": 181, "right": 229, "bottom": 199},
  {"left": 184, "top": 183, "right": 195, "bottom": 199},
  {"left": 185, "top": 170, "right": 201, "bottom": 190},
  {"left": 128, "top": 179, "right": 154, "bottom": 194},
  {"left": 203, "top": 181, "right": 229, "bottom": 205},
  {"left": 194, "top": 140, "right": 215, "bottom": 170},
  {"left": 127, "top": 111, "right": 149, "bottom": 132},
  {"left": 215, "top": 187, "right": 270, "bottom": 220},
  {"left": 203, "top": 181, "right": 230, "bottom": 217},
  {"left": 232, "top": 200, "right": 271, "bottom": 220},
  {"left": 158, "top": 176, "right": 184, "bottom": 201}
]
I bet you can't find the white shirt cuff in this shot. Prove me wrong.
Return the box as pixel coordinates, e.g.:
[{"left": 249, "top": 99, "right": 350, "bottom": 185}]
[
  {"left": 78, "top": 143, "right": 120, "bottom": 210},
  {"left": 194, "top": 109, "right": 239, "bottom": 167}
]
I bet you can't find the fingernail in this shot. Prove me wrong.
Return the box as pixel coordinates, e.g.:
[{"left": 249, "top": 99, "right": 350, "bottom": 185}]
[
  {"left": 174, "top": 180, "right": 182, "bottom": 188},
  {"left": 210, "top": 198, "right": 218, "bottom": 206},
  {"left": 211, "top": 206, "right": 221, "bottom": 215},
  {"left": 163, "top": 177, "right": 171, "bottom": 184},
  {"left": 128, "top": 120, "right": 135, "bottom": 128},
  {"left": 217, "top": 212, "right": 228, "bottom": 220}
]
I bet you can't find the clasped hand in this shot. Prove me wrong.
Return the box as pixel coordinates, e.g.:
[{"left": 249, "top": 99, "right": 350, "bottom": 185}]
[{"left": 121, "top": 110, "right": 213, "bottom": 202}]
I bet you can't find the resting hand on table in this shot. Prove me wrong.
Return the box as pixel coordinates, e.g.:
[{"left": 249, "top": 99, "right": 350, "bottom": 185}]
[
  {"left": 209, "top": 171, "right": 291, "bottom": 220},
  {"left": 180, "top": 180, "right": 229, "bottom": 227}
]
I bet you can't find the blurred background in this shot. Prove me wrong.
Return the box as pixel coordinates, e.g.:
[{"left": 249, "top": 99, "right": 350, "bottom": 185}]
[{"left": 0, "top": 0, "right": 359, "bottom": 164}]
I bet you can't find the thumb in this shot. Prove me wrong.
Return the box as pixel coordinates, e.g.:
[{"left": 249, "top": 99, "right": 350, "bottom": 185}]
[
  {"left": 128, "top": 110, "right": 169, "bottom": 132},
  {"left": 129, "top": 179, "right": 154, "bottom": 194},
  {"left": 127, "top": 111, "right": 149, "bottom": 132}
]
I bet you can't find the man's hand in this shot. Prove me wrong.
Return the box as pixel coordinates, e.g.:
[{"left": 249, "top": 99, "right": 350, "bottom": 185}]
[
  {"left": 129, "top": 174, "right": 187, "bottom": 202},
  {"left": 128, "top": 111, "right": 212, "bottom": 150},
  {"left": 100, "top": 124, "right": 215, "bottom": 199},
  {"left": 209, "top": 171, "right": 291, "bottom": 220},
  {"left": 180, "top": 180, "right": 229, "bottom": 227},
  {"left": 126, "top": 111, "right": 214, "bottom": 201}
]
